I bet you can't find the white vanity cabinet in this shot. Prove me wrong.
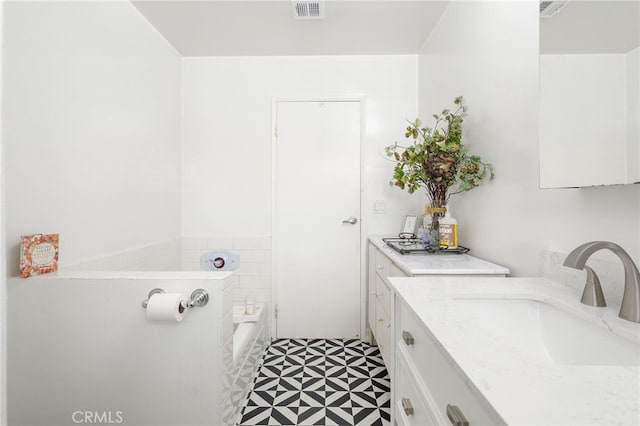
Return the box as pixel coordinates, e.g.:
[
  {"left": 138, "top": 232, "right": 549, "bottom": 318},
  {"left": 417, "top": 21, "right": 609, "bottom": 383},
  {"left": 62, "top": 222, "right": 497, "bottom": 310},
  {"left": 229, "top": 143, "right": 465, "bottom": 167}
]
[
  {"left": 367, "top": 237, "right": 508, "bottom": 373},
  {"left": 368, "top": 242, "right": 408, "bottom": 368},
  {"left": 395, "top": 298, "right": 505, "bottom": 426},
  {"left": 388, "top": 276, "right": 640, "bottom": 426}
]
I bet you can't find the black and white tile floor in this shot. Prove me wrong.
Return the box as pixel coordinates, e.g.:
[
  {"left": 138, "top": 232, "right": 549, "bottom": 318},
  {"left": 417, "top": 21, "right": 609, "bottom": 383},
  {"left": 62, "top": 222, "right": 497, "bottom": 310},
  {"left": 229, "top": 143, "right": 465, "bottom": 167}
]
[{"left": 239, "top": 339, "right": 391, "bottom": 426}]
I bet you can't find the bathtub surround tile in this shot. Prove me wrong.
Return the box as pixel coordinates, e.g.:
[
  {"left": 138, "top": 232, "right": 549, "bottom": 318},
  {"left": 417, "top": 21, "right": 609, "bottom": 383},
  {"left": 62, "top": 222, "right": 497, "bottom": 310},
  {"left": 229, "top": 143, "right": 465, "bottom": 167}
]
[
  {"left": 232, "top": 237, "right": 271, "bottom": 251},
  {"left": 180, "top": 237, "right": 272, "bottom": 333},
  {"left": 240, "top": 249, "right": 270, "bottom": 263},
  {"left": 62, "top": 238, "right": 182, "bottom": 272},
  {"left": 183, "top": 236, "right": 207, "bottom": 250},
  {"left": 239, "top": 275, "right": 271, "bottom": 289},
  {"left": 62, "top": 233, "right": 274, "bottom": 330},
  {"left": 239, "top": 339, "right": 390, "bottom": 426},
  {"left": 204, "top": 237, "right": 231, "bottom": 249},
  {"left": 231, "top": 288, "right": 272, "bottom": 308},
  {"left": 234, "top": 262, "right": 262, "bottom": 276}
]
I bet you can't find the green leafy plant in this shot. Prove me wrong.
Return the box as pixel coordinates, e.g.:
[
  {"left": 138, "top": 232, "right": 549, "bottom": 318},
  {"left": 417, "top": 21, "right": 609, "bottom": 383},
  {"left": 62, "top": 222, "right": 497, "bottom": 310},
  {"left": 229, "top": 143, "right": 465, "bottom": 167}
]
[{"left": 385, "top": 96, "right": 494, "bottom": 226}]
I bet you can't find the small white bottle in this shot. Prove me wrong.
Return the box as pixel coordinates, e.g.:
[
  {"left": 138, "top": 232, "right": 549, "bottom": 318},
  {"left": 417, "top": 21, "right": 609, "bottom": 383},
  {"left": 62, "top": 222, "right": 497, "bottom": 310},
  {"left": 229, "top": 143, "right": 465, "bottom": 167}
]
[
  {"left": 245, "top": 296, "right": 255, "bottom": 315},
  {"left": 439, "top": 206, "right": 458, "bottom": 248}
]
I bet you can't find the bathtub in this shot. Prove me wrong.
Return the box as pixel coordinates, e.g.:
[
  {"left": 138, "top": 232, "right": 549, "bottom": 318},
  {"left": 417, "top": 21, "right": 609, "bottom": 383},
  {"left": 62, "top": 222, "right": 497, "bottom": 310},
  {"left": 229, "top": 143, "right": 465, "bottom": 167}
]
[
  {"left": 8, "top": 269, "right": 245, "bottom": 426},
  {"left": 230, "top": 302, "right": 268, "bottom": 422},
  {"left": 7, "top": 238, "right": 269, "bottom": 426}
]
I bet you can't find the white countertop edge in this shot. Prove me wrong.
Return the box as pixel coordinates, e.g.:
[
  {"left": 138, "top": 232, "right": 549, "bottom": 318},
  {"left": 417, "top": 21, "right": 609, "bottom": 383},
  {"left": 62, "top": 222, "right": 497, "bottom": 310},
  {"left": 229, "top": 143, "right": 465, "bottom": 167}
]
[
  {"left": 24, "top": 270, "right": 233, "bottom": 280},
  {"left": 369, "top": 235, "right": 510, "bottom": 276},
  {"left": 388, "top": 276, "right": 640, "bottom": 426}
]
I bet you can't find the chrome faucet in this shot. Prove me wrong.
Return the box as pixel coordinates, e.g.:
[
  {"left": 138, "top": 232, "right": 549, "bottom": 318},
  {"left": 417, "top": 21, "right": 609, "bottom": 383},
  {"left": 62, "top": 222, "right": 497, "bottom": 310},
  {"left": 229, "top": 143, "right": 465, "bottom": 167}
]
[{"left": 563, "top": 241, "right": 640, "bottom": 323}]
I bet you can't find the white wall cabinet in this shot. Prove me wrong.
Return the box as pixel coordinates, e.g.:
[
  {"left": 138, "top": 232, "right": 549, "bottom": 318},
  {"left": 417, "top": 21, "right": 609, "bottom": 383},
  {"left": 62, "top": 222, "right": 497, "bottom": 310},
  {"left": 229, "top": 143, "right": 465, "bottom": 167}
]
[
  {"left": 539, "top": 1, "right": 640, "bottom": 188},
  {"left": 539, "top": 53, "right": 634, "bottom": 187}
]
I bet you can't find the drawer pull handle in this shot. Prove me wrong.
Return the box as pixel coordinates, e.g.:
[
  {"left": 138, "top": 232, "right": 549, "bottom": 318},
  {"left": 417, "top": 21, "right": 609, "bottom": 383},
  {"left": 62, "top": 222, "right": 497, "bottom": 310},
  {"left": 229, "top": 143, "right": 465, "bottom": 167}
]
[
  {"left": 402, "top": 330, "right": 415, "bottom": 345},
  {"left": 401, "top": 398, "right": 414, "bottom": 416},
  {"left": 377, "top": 265, "right": 384, "bottom": 270},
  {"left": 446, "top": 404, "right": 469, "bottom": 426}
]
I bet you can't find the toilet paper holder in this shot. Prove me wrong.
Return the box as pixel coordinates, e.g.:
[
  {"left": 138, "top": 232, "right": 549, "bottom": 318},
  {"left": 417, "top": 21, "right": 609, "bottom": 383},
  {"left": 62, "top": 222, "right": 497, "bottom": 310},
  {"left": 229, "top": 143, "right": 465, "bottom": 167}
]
[{"left": 141, "top": 288, "right": 209, "bottom": 309}]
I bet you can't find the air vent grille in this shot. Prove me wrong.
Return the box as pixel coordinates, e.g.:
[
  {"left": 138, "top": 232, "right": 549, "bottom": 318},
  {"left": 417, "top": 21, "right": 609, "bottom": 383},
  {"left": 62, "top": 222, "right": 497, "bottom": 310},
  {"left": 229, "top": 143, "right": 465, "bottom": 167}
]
[
  {"left": 292, "top": 1, "right": 324, "bottom": 20},
  {"left": 540, "top": 1, "right": 568, "bottom": 18}
]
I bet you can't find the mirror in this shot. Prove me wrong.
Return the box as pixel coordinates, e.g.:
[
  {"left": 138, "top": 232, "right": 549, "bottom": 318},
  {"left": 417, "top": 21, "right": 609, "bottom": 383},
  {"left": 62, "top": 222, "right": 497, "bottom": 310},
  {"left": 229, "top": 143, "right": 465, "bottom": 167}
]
[{"left": 539, "top": 1, "right": 640, "bottom": 188}]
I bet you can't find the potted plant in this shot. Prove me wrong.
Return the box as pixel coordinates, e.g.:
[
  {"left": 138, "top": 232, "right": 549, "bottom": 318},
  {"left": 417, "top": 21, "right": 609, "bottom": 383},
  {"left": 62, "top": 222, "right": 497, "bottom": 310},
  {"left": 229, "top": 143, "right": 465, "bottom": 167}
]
[{"left": 385, "top": 96, "right": 494, "bottom": 245}]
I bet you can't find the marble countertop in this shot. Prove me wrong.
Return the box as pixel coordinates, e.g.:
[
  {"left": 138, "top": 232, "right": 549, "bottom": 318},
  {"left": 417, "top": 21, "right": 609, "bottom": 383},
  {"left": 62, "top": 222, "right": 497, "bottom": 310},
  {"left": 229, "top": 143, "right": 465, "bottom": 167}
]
[
  {"left": 369, "top": 235, "right": 510, "bottom": 275},
  {"left": 389, "top": 276, "right": 640, "bottom": 426}
]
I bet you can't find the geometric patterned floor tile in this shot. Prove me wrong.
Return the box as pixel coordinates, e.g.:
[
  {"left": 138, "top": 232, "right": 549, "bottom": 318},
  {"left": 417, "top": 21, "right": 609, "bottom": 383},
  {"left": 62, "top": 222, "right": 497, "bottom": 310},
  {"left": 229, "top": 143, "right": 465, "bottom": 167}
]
[{"left": 239, "top": 339, "right": 391, "bottom": 426}]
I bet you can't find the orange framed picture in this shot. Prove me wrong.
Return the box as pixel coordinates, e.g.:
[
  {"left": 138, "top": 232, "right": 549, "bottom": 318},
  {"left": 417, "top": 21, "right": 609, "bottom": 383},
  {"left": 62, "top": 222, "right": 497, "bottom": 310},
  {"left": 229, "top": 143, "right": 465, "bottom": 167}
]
[{"left": 20, "top": 234, "right": 59, "bottom": 278}]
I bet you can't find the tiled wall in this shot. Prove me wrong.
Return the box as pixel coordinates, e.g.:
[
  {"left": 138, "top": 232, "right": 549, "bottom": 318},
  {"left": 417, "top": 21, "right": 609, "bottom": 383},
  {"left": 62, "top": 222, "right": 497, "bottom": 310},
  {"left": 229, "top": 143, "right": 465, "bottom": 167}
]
[
  {"left": 181, "top": 236, "right": 272, "bottom": 305},
  {"left": 60, "top": 237, "right": 273, "bottom": 306},
  {"left": 59, "top": 236, "right": 274, "bottom": 336},
  {"left": 542, "top": 250, "right": 625, "bottom": 305},
  {"left": 62, "top": 238, "right": 182, "bottom": 272}
]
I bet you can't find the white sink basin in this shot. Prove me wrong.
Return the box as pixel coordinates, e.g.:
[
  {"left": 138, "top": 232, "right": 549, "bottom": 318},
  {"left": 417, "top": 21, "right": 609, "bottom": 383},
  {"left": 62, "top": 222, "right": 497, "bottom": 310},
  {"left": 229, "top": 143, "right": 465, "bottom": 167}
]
[{"left": 453, "top": 298, "right": 640, "bottom": 366}]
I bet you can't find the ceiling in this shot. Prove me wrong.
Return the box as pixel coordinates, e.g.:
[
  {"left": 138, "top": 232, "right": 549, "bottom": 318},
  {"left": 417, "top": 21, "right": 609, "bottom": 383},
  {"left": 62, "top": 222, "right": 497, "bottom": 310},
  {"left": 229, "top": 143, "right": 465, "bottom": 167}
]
[
  {"left": 540, "top": 1, "right": 640, "bottom": 54},
  {"left": 131, "top": 0, "right": 450, "bottom": 56}
]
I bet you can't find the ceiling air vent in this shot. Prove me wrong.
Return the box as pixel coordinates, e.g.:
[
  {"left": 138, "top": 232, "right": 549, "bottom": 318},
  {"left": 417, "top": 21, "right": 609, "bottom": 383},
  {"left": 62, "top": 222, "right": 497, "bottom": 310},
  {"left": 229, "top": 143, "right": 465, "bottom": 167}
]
[
  {"left": 540, "top": 1, "right": 568, "bottom": 18},
  {"left": 292, "top": 1, "right": 324, "bottom": 20}
]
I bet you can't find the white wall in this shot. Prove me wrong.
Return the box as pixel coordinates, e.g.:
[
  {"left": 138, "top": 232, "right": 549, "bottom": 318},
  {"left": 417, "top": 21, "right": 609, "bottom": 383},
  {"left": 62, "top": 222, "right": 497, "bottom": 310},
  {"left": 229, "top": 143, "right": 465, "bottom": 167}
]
[
  {"left": 182, "top": 56, "right": 422, "bottom": 335},
  {"left": 2, "top": 1, "right": 182, "bottom": 276},
  {"left": 627, "top": 47, "right": 640, "bottom": 183},
  {"left": 418, "top": 0, "right": 640, "bottom": 277},
  {"left": 540, "top": 54, "right": 627, "bottom": 187},
  {"left": 181, "top": 55, "right": 422, "bottom": 239},
  {"left": 0, "top": 1, "right": 5, "bottom": 423}
]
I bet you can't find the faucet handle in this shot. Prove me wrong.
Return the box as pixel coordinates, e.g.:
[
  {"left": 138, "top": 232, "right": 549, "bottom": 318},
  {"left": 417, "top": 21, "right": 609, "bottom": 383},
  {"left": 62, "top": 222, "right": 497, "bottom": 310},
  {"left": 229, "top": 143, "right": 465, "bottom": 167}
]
[{"left": 580, "top": 266, "right": 607, "bottom": 308}]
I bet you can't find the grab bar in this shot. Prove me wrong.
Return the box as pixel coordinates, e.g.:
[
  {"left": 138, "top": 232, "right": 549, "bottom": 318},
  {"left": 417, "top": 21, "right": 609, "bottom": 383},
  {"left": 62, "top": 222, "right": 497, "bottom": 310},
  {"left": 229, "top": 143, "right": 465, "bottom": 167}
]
[{"left": 141, "top": 288, "right": 209, "bottom": 309}]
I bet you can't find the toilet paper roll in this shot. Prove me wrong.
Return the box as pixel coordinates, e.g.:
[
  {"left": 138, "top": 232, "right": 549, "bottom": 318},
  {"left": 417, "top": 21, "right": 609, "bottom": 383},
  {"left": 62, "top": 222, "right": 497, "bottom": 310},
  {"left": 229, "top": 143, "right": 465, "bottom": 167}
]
[{"left": 145, "top": 293, "right": 186, "bottom": 322}]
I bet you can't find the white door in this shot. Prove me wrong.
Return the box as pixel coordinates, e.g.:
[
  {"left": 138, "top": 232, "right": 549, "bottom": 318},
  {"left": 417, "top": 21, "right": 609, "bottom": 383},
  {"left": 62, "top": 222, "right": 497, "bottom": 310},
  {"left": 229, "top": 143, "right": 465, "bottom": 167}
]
[{"left": 274, "top": 100, "right": 361, "bottom": 339}]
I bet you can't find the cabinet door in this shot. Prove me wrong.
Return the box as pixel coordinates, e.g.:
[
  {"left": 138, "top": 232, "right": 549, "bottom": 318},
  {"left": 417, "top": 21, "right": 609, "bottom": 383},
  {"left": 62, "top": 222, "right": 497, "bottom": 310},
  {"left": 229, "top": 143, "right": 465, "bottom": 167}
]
[
  {"left": 375, "top": 274, "right": 392, "bottom": 318},
  {"left": 395, "top": 352, "right": 438, "bottom": 426},
  {"left": 397, "top": 299, "right": 505, "bottom": 425},
  {"left": 375, "top": 298, "right": 392, "bottom": 367},
  {"left": 367, "top": 243, "right": 377, "bottom": 341}
]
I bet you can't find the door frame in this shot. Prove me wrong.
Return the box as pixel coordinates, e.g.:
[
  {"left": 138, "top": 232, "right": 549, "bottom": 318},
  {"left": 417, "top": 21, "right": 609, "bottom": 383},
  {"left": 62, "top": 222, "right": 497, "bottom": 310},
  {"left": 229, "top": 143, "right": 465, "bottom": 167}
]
[{"left": 271, "top": 96, "right": 367, "bottom": 340}]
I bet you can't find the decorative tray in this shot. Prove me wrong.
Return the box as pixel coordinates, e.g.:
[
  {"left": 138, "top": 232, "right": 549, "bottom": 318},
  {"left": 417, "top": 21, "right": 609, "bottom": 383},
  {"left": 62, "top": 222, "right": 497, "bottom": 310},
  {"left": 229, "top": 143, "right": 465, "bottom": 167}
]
[{"left": 382, "top": 237, "right": 470, "bottom": 255}]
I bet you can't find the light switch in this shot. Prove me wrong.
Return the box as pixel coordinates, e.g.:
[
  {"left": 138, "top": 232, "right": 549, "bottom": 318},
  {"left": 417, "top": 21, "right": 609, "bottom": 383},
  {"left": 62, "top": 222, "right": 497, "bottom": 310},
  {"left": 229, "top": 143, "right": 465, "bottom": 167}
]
[{"left": 373, "top": 200, "right": 387, "bottom": 214}]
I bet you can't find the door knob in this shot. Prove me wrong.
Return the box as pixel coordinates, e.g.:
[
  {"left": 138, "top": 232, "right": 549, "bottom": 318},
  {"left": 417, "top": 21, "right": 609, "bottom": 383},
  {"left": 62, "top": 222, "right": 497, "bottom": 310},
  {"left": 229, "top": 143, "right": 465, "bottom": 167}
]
[{"left": 342, "top": 216, "right": 358, "bottom": 225}]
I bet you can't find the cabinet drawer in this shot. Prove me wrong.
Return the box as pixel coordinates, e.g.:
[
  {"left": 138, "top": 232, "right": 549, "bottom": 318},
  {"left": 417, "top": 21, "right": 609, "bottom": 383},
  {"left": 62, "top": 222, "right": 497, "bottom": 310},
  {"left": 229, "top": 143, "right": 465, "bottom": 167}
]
[
  {"left": 374, "top": 248, "right": 392, "bottom": 278},
  {"left": 375, "top": 298, "right": 391, "bottom": 368},
  {"left": 375, "top": 274, "right": 391, "bottom": 316},
  {"left": 367, "top": 243, "right": 377, "bottom": 336},
  {"left": 395, "top": 351, "right": 438, "bottom": 426},
  {"left": 397, "top": 301, "right": 504, "bottom": 425}
]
